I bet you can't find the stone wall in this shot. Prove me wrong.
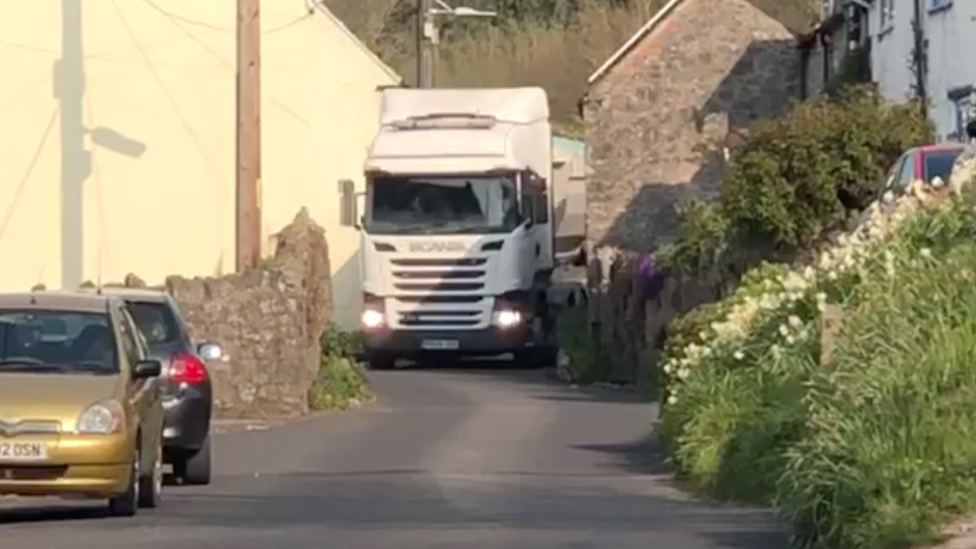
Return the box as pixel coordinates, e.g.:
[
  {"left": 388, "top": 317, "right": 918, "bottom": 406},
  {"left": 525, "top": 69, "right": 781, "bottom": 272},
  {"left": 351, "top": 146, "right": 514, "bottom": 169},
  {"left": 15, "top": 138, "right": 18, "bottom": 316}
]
[
  {"left": 586, "top": 247, "right": 750, "bottom": 386},
  {"left": 125, "top": 209, "right": 332, "bottom": 419}
]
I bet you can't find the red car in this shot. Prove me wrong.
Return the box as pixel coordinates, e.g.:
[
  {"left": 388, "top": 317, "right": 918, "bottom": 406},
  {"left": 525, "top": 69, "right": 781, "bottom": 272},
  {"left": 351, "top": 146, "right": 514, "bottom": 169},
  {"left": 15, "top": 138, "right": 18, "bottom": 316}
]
[{"left": 883, "top": 143, "right": 968, "bottom": 195}]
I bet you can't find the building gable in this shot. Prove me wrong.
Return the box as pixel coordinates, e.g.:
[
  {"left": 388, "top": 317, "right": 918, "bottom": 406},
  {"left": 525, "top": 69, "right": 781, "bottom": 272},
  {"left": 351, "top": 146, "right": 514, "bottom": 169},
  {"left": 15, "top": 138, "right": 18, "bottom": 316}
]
[
  {"left": 588, "top": 0, "right": 814, "bottom": 88},
  {"left": 583, "top": 0, "right": 801, "bottom": 253}
]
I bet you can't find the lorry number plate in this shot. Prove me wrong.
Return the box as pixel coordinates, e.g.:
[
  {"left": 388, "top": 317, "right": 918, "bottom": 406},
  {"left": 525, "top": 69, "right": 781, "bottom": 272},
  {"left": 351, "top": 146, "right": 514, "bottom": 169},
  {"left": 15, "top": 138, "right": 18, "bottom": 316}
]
[{"left": 421, "top": 339, "right": 459, "bottom": 350}]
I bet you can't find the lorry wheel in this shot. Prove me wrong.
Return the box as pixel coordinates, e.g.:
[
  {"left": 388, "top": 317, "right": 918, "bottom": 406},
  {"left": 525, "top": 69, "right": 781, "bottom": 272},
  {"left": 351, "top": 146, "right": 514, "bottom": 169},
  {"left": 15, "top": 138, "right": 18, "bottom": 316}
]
[{"left": 366, "top": 353, "right": 397, "bottom": 370}]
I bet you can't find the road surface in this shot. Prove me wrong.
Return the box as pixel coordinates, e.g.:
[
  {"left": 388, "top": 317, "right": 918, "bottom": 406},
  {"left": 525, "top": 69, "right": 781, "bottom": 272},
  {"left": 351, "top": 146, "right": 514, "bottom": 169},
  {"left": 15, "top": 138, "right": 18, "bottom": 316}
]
[{"left": 0, "top": 367, "right": 785, "bottom": 548}]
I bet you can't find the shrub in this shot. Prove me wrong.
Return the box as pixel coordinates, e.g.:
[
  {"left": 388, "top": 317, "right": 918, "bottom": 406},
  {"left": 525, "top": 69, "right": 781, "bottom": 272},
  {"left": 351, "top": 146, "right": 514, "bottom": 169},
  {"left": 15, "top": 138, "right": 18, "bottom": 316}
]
[
  {"left": 661, "top": 87, "right": 933, "bottom": 275},
  {"left": 659, "top": 170, "right": 976, "bottom": 548},
  {"left": 308, "top": 355, "right": 372, "bottom": 411},
  {"left": 308, "top": 325, "right": 371, "bottom": 411}
]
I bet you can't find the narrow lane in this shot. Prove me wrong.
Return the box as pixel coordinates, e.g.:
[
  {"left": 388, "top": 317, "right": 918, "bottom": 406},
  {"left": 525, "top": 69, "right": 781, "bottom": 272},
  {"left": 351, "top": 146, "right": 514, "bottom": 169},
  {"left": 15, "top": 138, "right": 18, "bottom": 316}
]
[{"left": 0, "top": 368, "right": 785, "bottom": 549}]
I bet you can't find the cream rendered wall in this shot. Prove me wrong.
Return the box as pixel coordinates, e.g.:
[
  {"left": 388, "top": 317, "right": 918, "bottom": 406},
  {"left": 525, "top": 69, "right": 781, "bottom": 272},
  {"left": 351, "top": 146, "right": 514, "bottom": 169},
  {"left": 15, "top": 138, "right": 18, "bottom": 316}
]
[
  {"left": 263, "top": 3, "right": 401, "bottom": 328},
  {"left": 0, "top": 0, "right": 399, "bottom": 329}
]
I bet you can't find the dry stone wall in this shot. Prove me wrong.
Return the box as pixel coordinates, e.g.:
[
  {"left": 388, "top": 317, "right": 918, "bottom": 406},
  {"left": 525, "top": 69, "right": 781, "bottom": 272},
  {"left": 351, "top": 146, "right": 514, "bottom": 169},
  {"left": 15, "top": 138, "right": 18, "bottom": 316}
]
[
  {"left": 586, "top": 248, "right": 736, "bottom": 387},
  {"left": 123, "top": 208, "right": 333, "bottom": 419}
]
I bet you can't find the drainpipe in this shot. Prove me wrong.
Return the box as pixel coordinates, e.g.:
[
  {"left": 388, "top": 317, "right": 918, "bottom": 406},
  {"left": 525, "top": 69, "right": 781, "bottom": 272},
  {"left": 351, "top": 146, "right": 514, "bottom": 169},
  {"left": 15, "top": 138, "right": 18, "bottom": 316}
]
[{"left": 912, "top": 0, "right": 927, "bottom": 118}]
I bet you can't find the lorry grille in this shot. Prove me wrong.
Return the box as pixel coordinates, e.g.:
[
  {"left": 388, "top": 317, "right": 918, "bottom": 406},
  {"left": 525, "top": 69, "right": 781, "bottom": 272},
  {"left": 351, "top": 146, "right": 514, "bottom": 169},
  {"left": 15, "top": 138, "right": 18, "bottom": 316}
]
[{"left": 388, "top": 257, "right": 489, "bottom": 329}]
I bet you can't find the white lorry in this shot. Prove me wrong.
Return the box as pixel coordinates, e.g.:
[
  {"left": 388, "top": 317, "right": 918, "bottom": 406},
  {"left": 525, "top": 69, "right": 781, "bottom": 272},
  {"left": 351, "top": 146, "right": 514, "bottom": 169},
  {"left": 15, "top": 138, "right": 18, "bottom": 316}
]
[{"left": 338, "top": 87, "right": 562, "bottom": 369}]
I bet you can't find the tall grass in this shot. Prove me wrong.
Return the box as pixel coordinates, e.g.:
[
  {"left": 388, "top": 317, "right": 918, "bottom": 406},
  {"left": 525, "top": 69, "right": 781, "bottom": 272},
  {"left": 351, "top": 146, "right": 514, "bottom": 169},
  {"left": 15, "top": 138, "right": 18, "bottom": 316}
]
[
  {"left": 780, "top": 199, "right": 976, "bottom": 548},
  {"left": 661, "top": 183, "right": 976, "bottom": 548}
]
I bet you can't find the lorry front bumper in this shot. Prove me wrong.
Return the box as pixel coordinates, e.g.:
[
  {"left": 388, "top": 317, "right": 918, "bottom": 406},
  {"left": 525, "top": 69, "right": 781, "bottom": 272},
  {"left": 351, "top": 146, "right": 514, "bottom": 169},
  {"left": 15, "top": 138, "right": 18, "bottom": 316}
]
[{"left": 362, "top": 325, "right": 533, "bottom": 356}]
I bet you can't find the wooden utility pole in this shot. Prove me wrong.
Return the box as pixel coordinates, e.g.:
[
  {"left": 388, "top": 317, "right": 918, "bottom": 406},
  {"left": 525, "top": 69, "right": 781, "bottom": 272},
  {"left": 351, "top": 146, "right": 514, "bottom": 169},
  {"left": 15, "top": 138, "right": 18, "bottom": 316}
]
[
  {"left": 416, "top": 0, "right": 434, "bottom": 87},
  {"left": 236, "top": 0, "right": 262, "bottom": 271}
]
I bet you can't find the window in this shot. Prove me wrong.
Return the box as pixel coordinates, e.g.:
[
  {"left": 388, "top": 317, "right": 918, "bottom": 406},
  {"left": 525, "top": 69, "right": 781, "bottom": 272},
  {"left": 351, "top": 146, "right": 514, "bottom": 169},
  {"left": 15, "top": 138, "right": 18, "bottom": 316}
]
[
  {"left": 126, "top": 301, "right": 180, "bottom": 346},
  {"left": 949, "top": 86, "right": 976, "bottom": 141},
  {"left": 895, "top": 152, "right": 917, "bottom": 190},
  {"left": 929, "top": 0, "right": 952, "bottom": 13},
  {"left": 366, "top": 174, "right": 521, "bottom": 235},
  {"left": 882, "top": 153, "right": 908, "bottom": 192},
  {"left": 537, "top": 180, "right": 550, "bottom": 224},
  {"left": 923, "top": 149, "right": 965, "bottom": 181},
  {"left": 115, "top": 308, "right": 141, "bottom": 368},
  {"left": 121, "top": 307, "right": 151, "bottom": 359},
  {"left": 879, "top": 0, "right": 894, "bottom": 30},
  {"left": 519, "top": 172, "right": 549, "bottom": 226},
  {"left": 0, "top": 310, "right": 118, "bottom": 373}
]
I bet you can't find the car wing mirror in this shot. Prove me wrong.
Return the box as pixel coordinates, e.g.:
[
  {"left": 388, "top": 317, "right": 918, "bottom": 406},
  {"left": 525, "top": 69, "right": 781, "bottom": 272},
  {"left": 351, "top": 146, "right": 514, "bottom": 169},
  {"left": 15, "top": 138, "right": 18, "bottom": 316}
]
[
  {"left": 133, "top": 359, "right": 162, "bottom": 379},
  {"left": 196, "top": 341, "right": 225, "bottom": 361}
]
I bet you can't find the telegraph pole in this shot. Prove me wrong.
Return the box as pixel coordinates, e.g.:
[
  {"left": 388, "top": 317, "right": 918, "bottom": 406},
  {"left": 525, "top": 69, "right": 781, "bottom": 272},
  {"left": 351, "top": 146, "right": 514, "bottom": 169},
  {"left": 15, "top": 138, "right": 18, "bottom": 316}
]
[
  {"left": 416, "top": 1, "right": 496, "bottom": 88},
  {"left": 236, "top": 0, "right": 262, "bottom": 271},
  {"left": 416, "top": 0, "right": 434, "bottom": 87}
]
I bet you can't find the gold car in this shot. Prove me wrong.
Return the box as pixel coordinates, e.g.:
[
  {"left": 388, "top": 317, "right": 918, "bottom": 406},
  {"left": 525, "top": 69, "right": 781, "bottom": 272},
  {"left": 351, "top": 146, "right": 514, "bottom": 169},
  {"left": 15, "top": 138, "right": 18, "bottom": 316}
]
[{"left": 0, "top": 291, "right": 165, "bottom": 516}]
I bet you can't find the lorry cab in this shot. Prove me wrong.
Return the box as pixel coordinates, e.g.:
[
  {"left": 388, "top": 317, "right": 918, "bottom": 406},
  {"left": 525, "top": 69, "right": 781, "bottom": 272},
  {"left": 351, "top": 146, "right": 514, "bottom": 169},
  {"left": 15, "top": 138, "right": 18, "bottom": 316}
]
[{"left": 339, "top": 87, "right": 559, "bottom": 368}]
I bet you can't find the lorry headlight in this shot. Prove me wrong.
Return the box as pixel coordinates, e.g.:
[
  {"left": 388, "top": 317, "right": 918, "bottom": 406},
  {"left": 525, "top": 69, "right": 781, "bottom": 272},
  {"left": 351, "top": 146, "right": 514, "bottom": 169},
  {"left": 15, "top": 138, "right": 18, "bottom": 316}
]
[
  {"left": 361, "top": 293, "right": 386, "bottom": 329},
  {"left": 361, "top": 309, "right": 385, "bottom": 328},
  {"left": 493, "top": 309, "right": 522, "bottom": 328}
]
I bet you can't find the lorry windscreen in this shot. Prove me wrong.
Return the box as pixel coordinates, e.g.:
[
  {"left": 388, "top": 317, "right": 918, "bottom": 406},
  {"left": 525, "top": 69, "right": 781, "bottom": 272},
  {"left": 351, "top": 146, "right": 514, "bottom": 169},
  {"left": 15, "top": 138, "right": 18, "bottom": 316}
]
[{"left": 366, "top": 175, "right": 522, "bottom": 235}]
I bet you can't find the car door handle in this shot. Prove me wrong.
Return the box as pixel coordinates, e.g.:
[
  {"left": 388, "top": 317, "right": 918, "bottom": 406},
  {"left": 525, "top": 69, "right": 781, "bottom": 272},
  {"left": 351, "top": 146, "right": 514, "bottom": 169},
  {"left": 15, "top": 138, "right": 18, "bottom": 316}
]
[{"left": 535, "top": 244, "right": 541, "bottom": 256}]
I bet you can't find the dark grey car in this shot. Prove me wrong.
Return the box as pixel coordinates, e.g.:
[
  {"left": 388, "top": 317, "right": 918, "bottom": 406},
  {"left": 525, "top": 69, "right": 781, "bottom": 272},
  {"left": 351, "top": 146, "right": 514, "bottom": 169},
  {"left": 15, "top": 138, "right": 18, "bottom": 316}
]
[{"left": 86, "top": 288, "right": 222, "bottom": 485}]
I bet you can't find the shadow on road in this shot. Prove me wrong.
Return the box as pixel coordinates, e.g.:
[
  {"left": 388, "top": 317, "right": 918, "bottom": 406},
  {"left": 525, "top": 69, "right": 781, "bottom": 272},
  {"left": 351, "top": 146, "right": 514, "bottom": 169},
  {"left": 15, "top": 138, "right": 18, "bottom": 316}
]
[
  {"left": 0, "top": 502, "right": 110, "bottom": 524},
  {"left": 570, "top": 429, "right": 671, "bottom": 476},
  {"left": 0, "top": 472, "right": 192, "bottom": 524},
  {"left": 144, "top": 472, "right": 786, "bottom": 549},
  {"left": 390, "top": 361, "right": 651, "bottom": 405}
]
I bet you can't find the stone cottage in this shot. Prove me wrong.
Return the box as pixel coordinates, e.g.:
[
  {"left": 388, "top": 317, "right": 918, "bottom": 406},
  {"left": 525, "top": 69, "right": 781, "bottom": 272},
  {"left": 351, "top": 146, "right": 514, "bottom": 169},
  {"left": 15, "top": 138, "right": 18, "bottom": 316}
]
[{"left": 582, "top": 0, "right": 816, "bottom": 255}]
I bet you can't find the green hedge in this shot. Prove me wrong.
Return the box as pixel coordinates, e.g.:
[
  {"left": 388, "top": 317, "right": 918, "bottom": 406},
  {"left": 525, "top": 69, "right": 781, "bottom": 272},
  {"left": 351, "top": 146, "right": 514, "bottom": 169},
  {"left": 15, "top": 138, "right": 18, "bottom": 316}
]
[{"left": 660, "top": 179, "right": 976, "bottom": 548}]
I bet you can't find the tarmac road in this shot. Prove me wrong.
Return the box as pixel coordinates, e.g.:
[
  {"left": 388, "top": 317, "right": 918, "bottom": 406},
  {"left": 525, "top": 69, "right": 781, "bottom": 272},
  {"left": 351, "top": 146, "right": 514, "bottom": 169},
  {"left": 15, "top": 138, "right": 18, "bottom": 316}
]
[{"left": 0, "top": 367, "right": 785, "bottom": 549}]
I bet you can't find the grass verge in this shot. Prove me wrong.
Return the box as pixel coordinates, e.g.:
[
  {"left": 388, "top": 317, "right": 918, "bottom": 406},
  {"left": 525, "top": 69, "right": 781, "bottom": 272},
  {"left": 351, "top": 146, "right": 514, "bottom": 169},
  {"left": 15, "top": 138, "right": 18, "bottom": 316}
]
[{"left": 660, "top": 177, "right": 976, "bottom": 548}]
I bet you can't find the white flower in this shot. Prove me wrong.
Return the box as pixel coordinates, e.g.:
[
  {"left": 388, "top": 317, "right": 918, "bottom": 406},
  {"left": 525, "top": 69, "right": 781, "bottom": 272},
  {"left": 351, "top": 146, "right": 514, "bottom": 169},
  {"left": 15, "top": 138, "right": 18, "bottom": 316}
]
[
  {"left": 771, "top": 344, "right": 782, "bottom": 359},
  {"left": 788, "top": 315, "right": 803, "bottom": 328},
  {"left": 920, "top": 247, "right": 932, "bottom": 259},
  {"left": 677, "top": 368, "right": 690, "bottom": 379},
  {"left": 786, "top": 334, "right": 795, "bottom": 345},
  {"left": 828, "top": 271, "right": 838, "bottom": 280},
  {"left": 667, "top": 394, "right": 678, "bottom": 405},
  {"left": 779, "top": 324, "right": 790, "bottom": 337},
  {"left": 733, "top": 350, "right": 745, "bottom": 360},
  {"left": 783, "top": 272, "right": 808, "bottom": 292},
  {"left": 815, "top": 292, "right": 827, "bottom": 303}
]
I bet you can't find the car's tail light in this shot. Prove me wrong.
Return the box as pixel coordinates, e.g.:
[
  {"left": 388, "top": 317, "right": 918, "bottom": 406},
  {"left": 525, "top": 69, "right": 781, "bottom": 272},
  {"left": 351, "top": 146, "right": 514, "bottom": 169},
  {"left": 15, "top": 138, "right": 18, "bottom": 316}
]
[{"left": 168, "top": 352, "right": 208, "bottom": 383}]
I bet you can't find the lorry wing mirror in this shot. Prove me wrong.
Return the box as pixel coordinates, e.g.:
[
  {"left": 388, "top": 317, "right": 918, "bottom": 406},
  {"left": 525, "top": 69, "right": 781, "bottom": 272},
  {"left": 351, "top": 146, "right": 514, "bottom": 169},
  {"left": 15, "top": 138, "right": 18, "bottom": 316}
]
[{"left": 338, "top": 179, "right": 359, "bottom": 229}]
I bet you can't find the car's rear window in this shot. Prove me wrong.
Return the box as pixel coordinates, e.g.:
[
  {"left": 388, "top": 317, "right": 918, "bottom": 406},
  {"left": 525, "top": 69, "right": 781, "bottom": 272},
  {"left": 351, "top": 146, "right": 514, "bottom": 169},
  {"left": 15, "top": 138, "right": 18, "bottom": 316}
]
[
  {"left": 924, "top": 149, "right": 964, "bottom": 181},
  {"left": 126, "top": 301, "right": 181, "bottom": 346},
  {"left": 0, "top": 310, "right": 118, "bottom": 373}
]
